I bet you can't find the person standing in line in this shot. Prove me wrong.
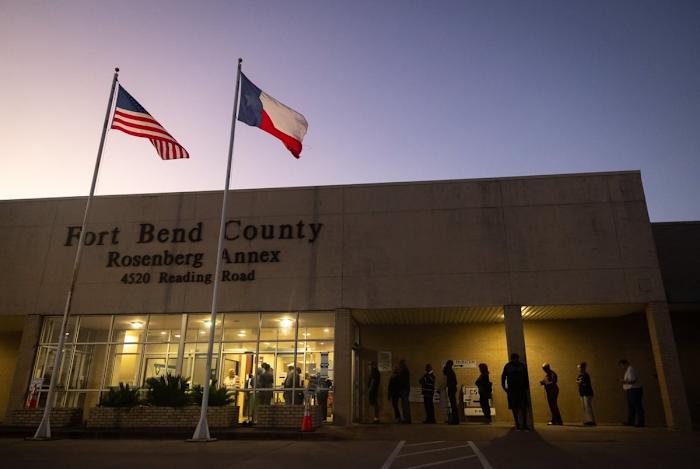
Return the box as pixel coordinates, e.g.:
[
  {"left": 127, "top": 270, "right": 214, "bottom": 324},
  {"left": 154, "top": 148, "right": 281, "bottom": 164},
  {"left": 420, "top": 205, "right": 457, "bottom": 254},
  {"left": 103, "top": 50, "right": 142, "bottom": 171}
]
[
  {"left": 475, "top": 363, "right": 493, "bottom": 423},
  {"left": 388, "top": 365, "right": 402, "bottom": 423},
  {"left": 419, "top": 364, "right": 436, "bottom": 423},
  {"left": 576, "top": 362, "right": 596, "bottom": 426},
  {"left": 398, "top": 359, "right": 412, "bottom": 423},
  {"left": 540, "top": 363, "right": 563, "bottom": 425},
  {"left": 258, "top": 362, "right": 274, "bottom": 405},
  {"left": 317, "top": 376, "right": 330, "bottom": 421},
  {"left": 443, "top": 360, "right": 460, "bottom": 425},
  {"left": 619, "top": 359, "right": 644, "bottom": 427},
  {"left": 368, "top": 361, "right": 381, "bottom": 423},
  {"left": 501, "top": 353, "right": 530, "bottom": 431}
]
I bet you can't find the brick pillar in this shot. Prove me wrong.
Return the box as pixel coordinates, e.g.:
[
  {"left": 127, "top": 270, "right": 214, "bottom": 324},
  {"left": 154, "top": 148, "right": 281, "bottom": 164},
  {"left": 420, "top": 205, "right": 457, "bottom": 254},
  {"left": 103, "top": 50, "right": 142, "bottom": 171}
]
[
  {"left": 333, "top": 309, "right": 353, "bottom": 426},
  {"left": 503, "top": 305, "right": 533, "bottom": 427},
  {"left": 5, "top": 315, "right": 42, "bottom": 416},
  {"left": 646, "top": 301, "right": 692, "bottom": 431}
]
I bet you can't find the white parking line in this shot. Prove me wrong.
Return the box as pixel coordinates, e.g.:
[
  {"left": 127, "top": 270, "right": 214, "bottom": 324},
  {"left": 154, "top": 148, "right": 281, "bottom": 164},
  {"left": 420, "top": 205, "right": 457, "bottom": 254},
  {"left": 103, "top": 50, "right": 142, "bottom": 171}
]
[
  {"left": 397, "top": 444, "right": 471, "bottom": 457},
  {"left": 403, "top": 454, "right": 478, "bottom": 469},
  {"left": 382, "top": 440, "right": 493, "bottom": 469},
  {"left": 404, "top": 441, "right": 446, "bottom": 448},
  {"left": 380, "top": 440, "right": 406, "bottom": 469},
  {"left": 467, "top": 441, "right": 494, "bottom": 469}
]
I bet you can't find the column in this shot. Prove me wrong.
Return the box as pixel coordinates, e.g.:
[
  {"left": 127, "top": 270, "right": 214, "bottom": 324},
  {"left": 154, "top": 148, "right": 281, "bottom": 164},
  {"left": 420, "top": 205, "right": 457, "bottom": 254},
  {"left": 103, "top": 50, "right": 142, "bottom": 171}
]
[
  {"left": 5, "top": 315, "right": 42, "bottom": 416},
  {"left": 646, "top": 301, "right": 692, "bottom": 430},
  {"left": 333, "top": 309, "right": 353, "bottom": 425},
  {"left": 503, "top": 305, "right": 533, "bottom": 427}
]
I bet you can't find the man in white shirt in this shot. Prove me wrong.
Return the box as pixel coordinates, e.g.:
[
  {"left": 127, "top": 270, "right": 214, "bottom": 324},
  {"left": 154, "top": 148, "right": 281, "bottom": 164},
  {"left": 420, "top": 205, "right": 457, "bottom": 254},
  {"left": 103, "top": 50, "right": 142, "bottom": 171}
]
[{"left": 619, "top": 359, "right": 644, "bottom": 427}]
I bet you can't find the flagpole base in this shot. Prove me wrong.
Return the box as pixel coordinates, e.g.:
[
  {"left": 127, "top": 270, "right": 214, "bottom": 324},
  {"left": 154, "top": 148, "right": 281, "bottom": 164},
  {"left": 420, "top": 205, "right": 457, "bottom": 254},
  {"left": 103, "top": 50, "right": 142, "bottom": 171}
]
[
  {"left": 188, "top": 415, "right": 215, "bottom": 442},
  {"left": 30, "top": 414, "right": 52, "bottom": 440}
]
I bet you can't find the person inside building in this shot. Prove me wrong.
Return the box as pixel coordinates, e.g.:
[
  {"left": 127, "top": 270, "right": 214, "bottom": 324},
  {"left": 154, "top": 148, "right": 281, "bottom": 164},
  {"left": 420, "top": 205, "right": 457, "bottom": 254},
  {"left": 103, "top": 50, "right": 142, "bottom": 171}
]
[
  {"left": 368, "top": 361, "right": 381, "bottom": 423},
  {"left": 540, "top": 363, "right": 563, "bottom": 425},
  {"left": 283, "top": 365, "right": 295, "bottom": 405},
  {"left": 443, "top": 360, "right": 459, "bottom": 425},
  {"left": 475, "top": 363, "right": 493, "bottom": 423},
  {"left": 501, "top": 353, "right": 530, "bottom": 431},
  {"left": 619, "top": 359, "right": 644, "bottom": 427},
  {"left": 398, "top": 359, "right": 411, "bottom": 423},
  {"left": 419, "top": 363, "right": 436, "bottom": 423},
  {"left": 576, "top": 361, "right": 595, "bottom": 426},
  {"left": 295, "top": 366, "right": 304, "bottom": 404},
  {"left": 388, "top": 365, "right": 402, "bottom": 423},
  {"left": 257, "top": 362, "right": 274, "bottom": 405}
]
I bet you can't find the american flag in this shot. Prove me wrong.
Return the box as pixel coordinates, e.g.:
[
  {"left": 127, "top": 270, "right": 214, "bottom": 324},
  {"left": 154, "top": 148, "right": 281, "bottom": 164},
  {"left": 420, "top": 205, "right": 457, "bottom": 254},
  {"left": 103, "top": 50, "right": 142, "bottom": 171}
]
[{"left": 111, "top": 85, "right": 189, "bottom": 160}]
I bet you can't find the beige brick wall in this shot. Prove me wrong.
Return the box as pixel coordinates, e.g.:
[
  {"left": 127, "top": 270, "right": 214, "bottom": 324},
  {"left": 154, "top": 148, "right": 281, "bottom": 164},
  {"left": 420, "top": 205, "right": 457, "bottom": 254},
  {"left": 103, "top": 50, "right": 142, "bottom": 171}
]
[
  {"left": 256, "top": 405, "right": 322, "bottom": 429},
  {"left": 7, "top": 408, "right": 82, "bottom": 427},
  {"left": 86, "top": 406, "right": 238, "bottom": 428}
]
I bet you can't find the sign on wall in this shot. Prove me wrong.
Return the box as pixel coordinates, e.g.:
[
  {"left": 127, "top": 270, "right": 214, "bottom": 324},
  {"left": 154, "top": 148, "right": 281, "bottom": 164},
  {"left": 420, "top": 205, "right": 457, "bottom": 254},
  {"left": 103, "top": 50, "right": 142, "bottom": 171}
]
[{"left": 377, "top": 351, "right": 392, "bottom": 372}]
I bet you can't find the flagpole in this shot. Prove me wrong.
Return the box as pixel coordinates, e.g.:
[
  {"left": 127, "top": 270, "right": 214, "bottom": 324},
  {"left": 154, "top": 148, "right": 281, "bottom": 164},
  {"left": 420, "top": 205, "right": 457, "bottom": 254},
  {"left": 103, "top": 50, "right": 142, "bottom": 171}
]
[
  {"left": 190, "top": 58, "right": 243, "bottom": 442},
  {"left": 33, "top": 67, "right": 120, "bottom": 440}
]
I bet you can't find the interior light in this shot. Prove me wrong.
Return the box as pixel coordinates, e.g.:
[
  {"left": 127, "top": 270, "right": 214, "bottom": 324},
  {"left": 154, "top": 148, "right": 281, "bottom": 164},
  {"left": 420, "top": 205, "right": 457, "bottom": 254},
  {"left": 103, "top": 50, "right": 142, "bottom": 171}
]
[
  {"left": 203, "top": 320, "right": 212, "bottom": 327},
  {"left": 303, "top": 332, "right": 311, "bottom": 337},
  {"left": 237, "top": 332, "right": 246, "bottom": 337},
  {"left": 323, "top": 328, "right": 330, "bottom": 333},
  {"left": 199, "top": 330, "right": 206, "bottom": 335},
  {"left": 130, "top": 321, "right": 144, "bottom": 329},
  {"left": 160, "top": 331, "right": 167, "bottom": 335},
  {"left": 174, "top": 334, "right": 181, "bottom": 338},
  {"left": 279, "top": 318, "right": 293, "bottom": 328}
]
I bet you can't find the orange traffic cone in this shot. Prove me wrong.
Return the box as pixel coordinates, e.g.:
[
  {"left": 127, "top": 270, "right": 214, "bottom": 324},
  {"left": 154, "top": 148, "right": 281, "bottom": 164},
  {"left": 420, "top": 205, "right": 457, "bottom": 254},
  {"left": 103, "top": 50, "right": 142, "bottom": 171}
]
[{"left": 301, "top": 401, "right": 314, "bottom": 432}]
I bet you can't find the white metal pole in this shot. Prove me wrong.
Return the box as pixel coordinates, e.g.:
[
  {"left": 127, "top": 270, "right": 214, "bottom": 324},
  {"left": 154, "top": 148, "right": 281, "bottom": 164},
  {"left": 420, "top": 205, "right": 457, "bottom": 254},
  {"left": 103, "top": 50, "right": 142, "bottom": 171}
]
[
  {"left": 32, "top": 68, "right": 120, "bottom": 440},
  {"left": 190, "top": 58, "right": 243, "bottom": 442}
]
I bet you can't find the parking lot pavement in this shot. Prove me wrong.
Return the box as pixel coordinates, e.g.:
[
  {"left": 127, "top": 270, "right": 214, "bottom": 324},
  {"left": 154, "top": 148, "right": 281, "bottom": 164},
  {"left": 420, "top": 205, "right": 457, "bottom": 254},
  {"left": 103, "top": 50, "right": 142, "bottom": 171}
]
[{"left": 2, "top": 424, "right": 699, "bottom": 468}]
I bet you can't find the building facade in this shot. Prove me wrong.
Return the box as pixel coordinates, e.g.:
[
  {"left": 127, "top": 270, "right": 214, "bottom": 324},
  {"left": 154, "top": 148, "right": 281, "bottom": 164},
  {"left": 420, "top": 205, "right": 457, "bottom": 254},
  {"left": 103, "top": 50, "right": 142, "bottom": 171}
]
[{"left": 0, "top": 171, "right": 697, "bottom": 429}]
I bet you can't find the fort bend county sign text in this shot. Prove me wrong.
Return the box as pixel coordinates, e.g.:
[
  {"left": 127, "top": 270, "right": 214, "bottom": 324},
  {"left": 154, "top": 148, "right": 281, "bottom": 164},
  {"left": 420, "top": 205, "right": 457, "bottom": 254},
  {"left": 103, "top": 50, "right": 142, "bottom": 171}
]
[{"left": 63, "top": 219, "right": 323, "bottom": 285}]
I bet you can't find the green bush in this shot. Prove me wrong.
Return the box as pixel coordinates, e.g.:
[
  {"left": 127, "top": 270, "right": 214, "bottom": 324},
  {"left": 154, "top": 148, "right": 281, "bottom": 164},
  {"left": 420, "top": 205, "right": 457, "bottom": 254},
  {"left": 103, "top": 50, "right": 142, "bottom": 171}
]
[
  {"left": 99, "top": 383, "right": 140, "bottom": 407},
  {"left": 145, "top": 373, "right": 190, "bottom": 407},
  {"left": 191, "top": 379, "right": 234, "bottom": 407}
]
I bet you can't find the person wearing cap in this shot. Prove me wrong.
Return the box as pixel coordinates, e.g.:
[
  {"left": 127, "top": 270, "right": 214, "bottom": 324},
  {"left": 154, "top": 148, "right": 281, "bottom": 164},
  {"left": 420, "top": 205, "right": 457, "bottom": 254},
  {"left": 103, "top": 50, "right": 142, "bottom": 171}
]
[{"left": 540, "top": 363, "right": 563, "bottom": 425}]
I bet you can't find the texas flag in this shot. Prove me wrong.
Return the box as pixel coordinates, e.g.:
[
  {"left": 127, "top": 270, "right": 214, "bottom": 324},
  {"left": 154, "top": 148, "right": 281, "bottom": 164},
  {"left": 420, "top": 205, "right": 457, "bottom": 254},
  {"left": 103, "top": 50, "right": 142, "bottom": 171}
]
[{"left": 238, "top": 73, "right": 308, "bottom": 158}]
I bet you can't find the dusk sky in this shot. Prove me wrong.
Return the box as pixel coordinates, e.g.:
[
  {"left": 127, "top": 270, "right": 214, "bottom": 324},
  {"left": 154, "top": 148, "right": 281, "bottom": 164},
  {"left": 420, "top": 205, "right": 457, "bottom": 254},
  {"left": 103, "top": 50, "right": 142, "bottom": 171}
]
[{"left": 1, "top": 0, "right": 699, "bottom": 221}]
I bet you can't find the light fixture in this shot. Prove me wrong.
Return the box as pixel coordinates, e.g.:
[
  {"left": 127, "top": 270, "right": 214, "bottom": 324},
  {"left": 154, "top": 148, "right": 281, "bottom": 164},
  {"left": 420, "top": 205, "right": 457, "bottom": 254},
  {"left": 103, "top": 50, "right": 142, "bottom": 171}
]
[
  {"left": 130, "top": 321, "right": 144, "bottom": 329},
  {"left": 203, "top": 320, "right": 212, "bottom": 327},
  {"left": 237, "top": 332, "right": 246, "bottom": 337},
  {"left": 320, "top": 342, "right": 325, "bottom": 345},
  {"left": 199, "top": 330, "right": 206, "bottom": 335},
  {"left": 323, "top": 328, "right": 330, "bottom": 333},
  {"left": 160, "top": 331, "right": 167, "bottom": 335},
  {"left": 174, "top": 334, "right": 181, "bottom": 338},
  {"left": 279, "top": 318, "right": 293, "bottom": 328},
  {"left": 303, "top": 332, "right": 311, "bottom": 337}
]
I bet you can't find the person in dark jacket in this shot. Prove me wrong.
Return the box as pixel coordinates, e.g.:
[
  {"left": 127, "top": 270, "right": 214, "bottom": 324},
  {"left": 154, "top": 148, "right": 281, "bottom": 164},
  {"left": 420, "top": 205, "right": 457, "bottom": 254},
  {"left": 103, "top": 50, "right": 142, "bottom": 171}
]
[
  {"left": 540, "top": 363, "right": 563, "bottom": 425},
  {"left": 443, "top": 360, "right": 459, "bottom": 424},
  {"left": 576, "top": 361, "right": 595, "bottom": 425},
  {"left": 501, "top": 353, "right": 530, "bottom": 431},
  {"left": 475, "top": 363, "right": 493, "bottom": 423},
  {"left": 419, "top": 364, "right": 436, "bottom": 423},
  {"left": 398, "top": 359, "right": 411, "bottom": 423},
  {"left": 368, "top": 361, "right": 381, "bottom": 423},
  {"left": 388, "top": 365, "right": 402, "bottom": 423}
]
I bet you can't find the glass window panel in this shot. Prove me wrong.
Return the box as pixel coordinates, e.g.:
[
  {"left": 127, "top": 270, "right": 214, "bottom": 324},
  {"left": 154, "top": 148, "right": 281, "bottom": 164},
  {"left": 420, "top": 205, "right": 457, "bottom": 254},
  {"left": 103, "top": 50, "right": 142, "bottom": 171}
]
[
  {"left": 221, "top": 342, "right": 257, "bottom": 354},
  {"left": 191, "top": 356, "right": 219, "bottom": 387},
  {"left": 111, "top": 315, "right": 148, "bottom": 343},
  {"left": 142, "top": 356, "right": 170, "bottom": 385},
  {"left": 144, "top": 343, "right": 168, "bottom": 354},
  {"left": 222, "top": 313, "right": 259, "bottom": 341},
  {"left": 108, "top": 353, "right": 141, "bottom": 387},
  {"left": 146, "top": 314, "right": 183, "bottom": 342},
  {"left": 76, "top": 316, "right": 111, "bottom": 343},
  {"left": 40, "top": 316, "right": 77, "bottom": 344},
  {"left": 186, "top": 314, "right": 222, "bottom": 341},
  {"left": 194, "top": 342, "right": 220, "bottom": 353},
  {"left": 260, "top": 313, "right": 297, "bottom": 341}
]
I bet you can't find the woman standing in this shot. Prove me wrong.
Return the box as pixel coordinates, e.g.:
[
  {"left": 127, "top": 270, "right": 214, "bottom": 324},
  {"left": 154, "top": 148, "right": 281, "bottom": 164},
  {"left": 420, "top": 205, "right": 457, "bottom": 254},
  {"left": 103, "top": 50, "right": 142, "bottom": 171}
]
[
  {"left": 576, "top": 362, "right": 596, "bottom": 426},
  {"left": 475, "top": 363, "right": 493, "bottom": 423},
  {"left": 443, "top": 360, "right": 459, "bottom": 425}
]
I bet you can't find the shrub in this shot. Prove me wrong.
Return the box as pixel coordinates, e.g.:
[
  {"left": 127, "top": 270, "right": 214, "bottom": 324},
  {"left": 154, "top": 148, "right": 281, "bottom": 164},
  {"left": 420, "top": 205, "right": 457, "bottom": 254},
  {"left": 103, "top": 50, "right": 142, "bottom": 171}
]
[
  {"left": 191, "top": 379, "right": 234, "bottom": 407},
  {"left": 99, "top": 383, "right": 140, "bottom": 407},
  {"left": 145, "top": 373, "right": 190, "bottom": 407}
]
